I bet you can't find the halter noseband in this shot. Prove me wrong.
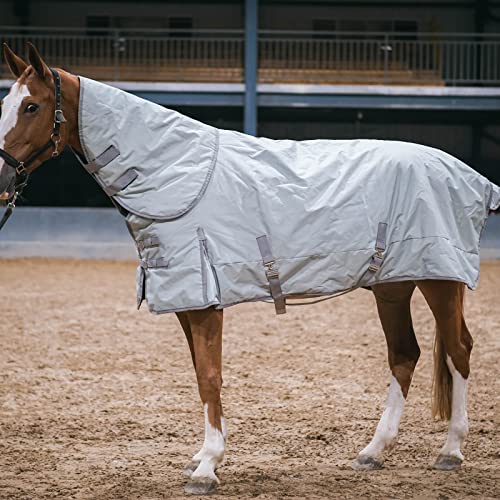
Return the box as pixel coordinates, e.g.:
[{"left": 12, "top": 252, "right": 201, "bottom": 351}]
[{"left": 0, "top": 68, "right": 66, "bottom": 231}]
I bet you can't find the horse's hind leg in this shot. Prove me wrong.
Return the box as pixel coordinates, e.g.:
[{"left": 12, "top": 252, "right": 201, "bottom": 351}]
[
  {"left": 353, "top": 281, "right": 419, "bottom": 470},
  {"left": 176, "top": 308, "right": 226, "bottom": 495},
  {"left": 177, "top": 311, "right": 197, "bottom": 371},
  {"left": 417, "top": 280, "right": 472, "bottom": 471}
]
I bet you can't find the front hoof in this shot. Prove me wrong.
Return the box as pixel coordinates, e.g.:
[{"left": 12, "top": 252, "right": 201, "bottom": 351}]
[
  {"left": 433, "top": 455, "right": 462, "bottom": 471},
  {"left": 351, "top": 455, "right": 384, "bottom": 471},
  {"left": 183, "top": 461, "right": 199, "bottom": 478},
  {"left": 185, "top": 478, "right": 218, "bottom": 495}
]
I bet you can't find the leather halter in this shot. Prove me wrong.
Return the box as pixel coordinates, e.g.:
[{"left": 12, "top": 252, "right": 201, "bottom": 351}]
[{"left": 0, "top": 68, "right": 66, "bottom": 231}]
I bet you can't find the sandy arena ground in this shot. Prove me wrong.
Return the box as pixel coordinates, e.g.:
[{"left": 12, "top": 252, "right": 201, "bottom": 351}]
[{"left": 0, "top": 259, "right": 498, "bottom": 499}]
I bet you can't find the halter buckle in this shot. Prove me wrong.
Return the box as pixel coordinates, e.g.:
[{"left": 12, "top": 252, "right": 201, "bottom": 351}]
[
  {"left": 54, "top": 109, "right": 67, "bottom": 123},
  {"left": 16, "top": 163, "right": 26, "bottom": 175}
]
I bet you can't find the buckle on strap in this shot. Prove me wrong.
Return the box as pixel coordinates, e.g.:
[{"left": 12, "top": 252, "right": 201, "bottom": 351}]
[
  {"left": 368, "top": 222, "right": 388, "bottom": 273},
  {"left": 139, "top": 257, "right": 169, "bottom": 269},
  {"left": 54, "top": 109, "right": 67, "bottom": 123},
  {"left": 256, "top": 235, "right": 286, "bottom": 315},
  {"left": 136, "top": 236, "right": 160, "bottom": 252},
  {"left": 15, "top": 162, "right": 26, "bottom": 176},
  {"left": 264, "top": 261, "right": 279, "bottom": 280}
]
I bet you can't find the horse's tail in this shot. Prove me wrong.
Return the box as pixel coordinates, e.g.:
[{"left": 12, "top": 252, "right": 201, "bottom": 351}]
[
  {"left": 431, "top": 284, "right": 468, "bottom": 421},
  {"left": 431, "top": 329, "right": 452, "bottom": 421}
]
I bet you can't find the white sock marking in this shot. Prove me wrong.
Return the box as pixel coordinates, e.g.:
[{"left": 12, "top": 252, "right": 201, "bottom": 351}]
[
  {"left": 359, "top": 375, "right": 405, "bottom": 460},
  {"left": 440, "top": 355, "right": 468, "bottom": 460},
  {"left": 191, "top": 403, "right": 225, "bottom": 482},
  {"left": 0, "top": 83, "right": 31, "bottom": 176}
]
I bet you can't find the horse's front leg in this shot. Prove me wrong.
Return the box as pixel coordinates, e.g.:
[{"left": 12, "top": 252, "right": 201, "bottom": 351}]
[{"left": 176, "top": 308, "right": 226, "bottom": 495}]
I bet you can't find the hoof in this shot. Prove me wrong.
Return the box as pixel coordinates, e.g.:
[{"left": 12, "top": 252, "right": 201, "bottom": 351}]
[
  {"left": 183, "top": 461, "right": 199, "bottom": 478},
  {"left": 351, "top": 455, "right": 384, "bottom": 471},
  {"left": 433, "top": 455, "right": 462, "bottom": 471},
  {"left": 184, "top": 477, "right": 218, "bottom": 495}
]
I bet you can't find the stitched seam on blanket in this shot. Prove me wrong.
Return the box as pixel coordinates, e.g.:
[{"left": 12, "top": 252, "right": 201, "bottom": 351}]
[
  {"left": 176, "top": 128, "right": 220, "bottom": 218},
  {"left": 211, "top": 235, "right": 479, "bottom": 267},
  {"left": 113, "top": 128, "right": 220, "bottom": 221},
  {"left": 199, "top": 241, "right": 208, "bottom": 304},
  {"left": 78, "top": 78, "right": 92, "bottom": 163},
  {"left": 387, "top": 235, "right": 479, "bottom": 255}
]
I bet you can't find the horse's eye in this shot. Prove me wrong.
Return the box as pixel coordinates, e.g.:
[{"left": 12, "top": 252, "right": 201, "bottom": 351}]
[{"left": 25, "top": 104, "right": 39, "bottom": 114}]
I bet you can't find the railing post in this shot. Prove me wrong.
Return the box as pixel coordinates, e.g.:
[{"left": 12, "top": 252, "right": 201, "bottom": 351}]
[
  {"left": 113, "top": 30, "right": 119, "bottom": 80},
  {"left": 383, "top": 34, "right": 389, "bottom": 84},
  {"left": 113, "top": 31, "right": 125, "bottom": 81},
  {"left": 244, "top": 0, "right": 258, "bottom": 136}
]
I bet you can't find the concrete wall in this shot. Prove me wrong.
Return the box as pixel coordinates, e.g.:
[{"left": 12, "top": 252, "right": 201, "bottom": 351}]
[
  {"left": 22, "top": 2, "right": 244, "bottom": 29},
  {"left": 259, "top": 4, "right": 474, "bottom": 32},
  {"left": 0, "top": 0, "right": 18, "bottom": 25},
  {"left": 0, "top": 207, "right": 135, "bottom": 259},
  {"left": 1, "top": 0, "right": 490, "bottom": 32},
  {"left": 0, "top": 207, "right": 498, "bottom": 260}
]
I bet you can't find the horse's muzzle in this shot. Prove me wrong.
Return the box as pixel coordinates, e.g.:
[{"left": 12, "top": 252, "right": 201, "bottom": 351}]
[{"left": 0, "top": 165, "right": 15, "bottom": 200}]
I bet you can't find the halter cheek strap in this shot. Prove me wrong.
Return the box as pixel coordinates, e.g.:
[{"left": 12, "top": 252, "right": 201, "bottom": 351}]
[{"left": 0, "top": 68, "right": 66, "bottom": 231}]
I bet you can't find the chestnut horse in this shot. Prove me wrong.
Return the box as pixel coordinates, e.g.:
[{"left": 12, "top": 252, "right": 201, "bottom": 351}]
[{"left": 0, "top": 44, "right": 479, "bottom": 495}]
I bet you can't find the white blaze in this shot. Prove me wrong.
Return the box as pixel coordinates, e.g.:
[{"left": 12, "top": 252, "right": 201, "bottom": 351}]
[{"left": 0, "top": 82, "right": 31, "bottom": 176}]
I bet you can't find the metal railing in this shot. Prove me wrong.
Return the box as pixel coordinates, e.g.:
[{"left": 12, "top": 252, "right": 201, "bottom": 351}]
[{"left": 1, "top": 27, "right": 499, "bottom": 85}]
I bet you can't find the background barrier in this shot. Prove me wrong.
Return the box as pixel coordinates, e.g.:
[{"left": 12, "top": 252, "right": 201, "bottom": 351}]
[
  {"left": 2, "top": 28, "right": 500, "bottom": 85},
  {"left": 0, "top": 208, "right": 135, "bottom": 259},
  {"left": 0, "top": 207, "right": 498, "bottom": 260}
]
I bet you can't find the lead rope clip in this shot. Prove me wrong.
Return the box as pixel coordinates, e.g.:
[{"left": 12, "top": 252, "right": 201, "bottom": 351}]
[
  {"left": 51, "top": 133, "right": 61, "bottom": 157},
  {"left": 7, "top": 192, "right": 18, "bottom": 209}
]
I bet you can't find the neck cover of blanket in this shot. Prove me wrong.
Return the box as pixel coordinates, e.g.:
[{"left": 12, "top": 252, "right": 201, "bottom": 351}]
[{"left": 77, "top": 76, "right": 500, "bottom": 315}]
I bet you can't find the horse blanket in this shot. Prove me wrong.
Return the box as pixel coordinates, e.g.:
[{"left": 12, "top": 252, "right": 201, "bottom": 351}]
[{"left": 76, "top": 76, "right": 500, "bottom": 314}]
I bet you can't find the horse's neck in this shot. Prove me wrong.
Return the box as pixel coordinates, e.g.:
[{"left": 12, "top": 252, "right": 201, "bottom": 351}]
[{"left": 62, "top": 71, "right": 84, "bottom": 154}]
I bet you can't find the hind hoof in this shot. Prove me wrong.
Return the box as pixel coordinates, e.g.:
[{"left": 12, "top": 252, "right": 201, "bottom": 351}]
[
  {"left": 185, "top": 477, "right": 218, "bottom": 495},
  {"left": 351, "top": 455, "right": 384, "bottom": 470},
  {"left": 183, "top": 461, "right": 200, "bottom": 478},
  {"left": 433, "top": 455, "right": 462, "bottom": 471}
]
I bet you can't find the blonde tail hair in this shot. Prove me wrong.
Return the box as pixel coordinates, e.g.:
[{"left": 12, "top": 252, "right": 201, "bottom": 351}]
[{"left": 432, "top": 329, "right": 452, "bottom": 421}]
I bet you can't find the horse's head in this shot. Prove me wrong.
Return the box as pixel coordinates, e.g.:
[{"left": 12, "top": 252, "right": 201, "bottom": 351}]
[{"left": 0, "top": 43, "right": 77, "bottom": 201}]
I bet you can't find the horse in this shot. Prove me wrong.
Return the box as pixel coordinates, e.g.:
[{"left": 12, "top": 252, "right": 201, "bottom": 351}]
[{"left": 0, "top": 43, "right": 498, "bottom": 496}]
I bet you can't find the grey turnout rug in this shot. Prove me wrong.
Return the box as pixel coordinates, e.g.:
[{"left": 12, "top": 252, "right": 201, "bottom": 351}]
[{"left": 76, "top": 77, "right": 500, "bottom": 314}]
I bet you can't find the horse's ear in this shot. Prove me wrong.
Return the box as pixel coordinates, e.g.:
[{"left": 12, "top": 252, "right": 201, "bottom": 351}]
[
  {"left": 26, "top": 42, "right": 50, "bottom": 80},
  {"left": 3, "top": 43, "right": 28, "bottom": 78}
]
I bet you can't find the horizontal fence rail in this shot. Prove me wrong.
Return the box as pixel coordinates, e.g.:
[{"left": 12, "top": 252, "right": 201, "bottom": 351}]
[{"left": 1, "top": 27, "right": 499, "bottom": 85}]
